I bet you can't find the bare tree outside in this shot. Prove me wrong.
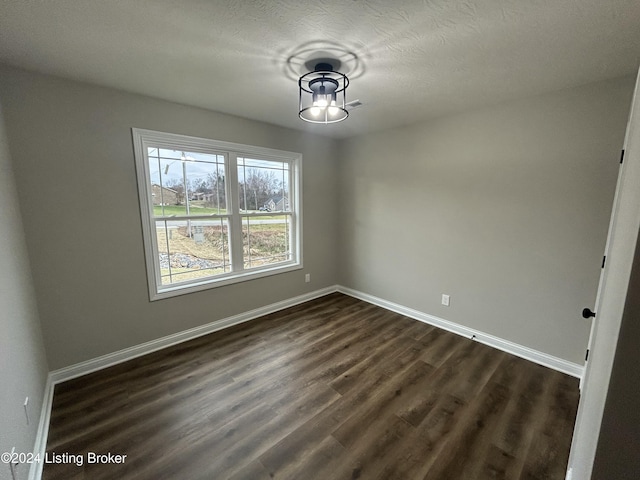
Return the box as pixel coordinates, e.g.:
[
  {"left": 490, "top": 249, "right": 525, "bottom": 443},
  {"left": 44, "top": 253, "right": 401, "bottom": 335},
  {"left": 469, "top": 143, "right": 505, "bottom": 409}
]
[{"left": 239, "top": 168, "right": 285, "bottom": 211}]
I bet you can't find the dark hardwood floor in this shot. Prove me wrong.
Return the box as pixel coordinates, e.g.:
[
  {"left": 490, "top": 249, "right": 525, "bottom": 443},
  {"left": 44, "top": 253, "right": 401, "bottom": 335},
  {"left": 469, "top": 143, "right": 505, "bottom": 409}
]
[{"left": 43, "top": 293, "right": 580, "bottom": 480}]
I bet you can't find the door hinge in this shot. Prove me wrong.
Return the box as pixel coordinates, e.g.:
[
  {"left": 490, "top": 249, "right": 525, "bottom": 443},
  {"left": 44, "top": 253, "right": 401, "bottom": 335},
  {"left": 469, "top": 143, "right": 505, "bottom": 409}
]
[
  {"left": 620, "top": 149, "right": 625, "bottom": 164},
  {"left": 602, "top": 255, "right": 606, "bottom": 268},
  {"left": 585, "top": 349, "right": 590, "bottom": 362}
]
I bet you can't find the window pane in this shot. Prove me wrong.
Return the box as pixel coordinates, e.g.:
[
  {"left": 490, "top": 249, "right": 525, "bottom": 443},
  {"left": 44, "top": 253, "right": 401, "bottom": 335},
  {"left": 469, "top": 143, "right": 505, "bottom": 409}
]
[
  {"left": 184, "top": 155, "right": 227, "bottom": 215},
  {"left": 148, "top": 148, "right": 185, "bottom": 216},
  {"left": 148, "top": 148, "right": 226, "bottom": 217},
  {"left": 157, "top": 148, "right": 183, "bottom": 160},
  {"left": 237, "top": 157, "right": 290, "bottom": 213},
  {"left": 155, "top": 219, "right": 230, "bottom": 285},
  {"left": 242, "top": 215, "right": 291, "bottom": 270}
]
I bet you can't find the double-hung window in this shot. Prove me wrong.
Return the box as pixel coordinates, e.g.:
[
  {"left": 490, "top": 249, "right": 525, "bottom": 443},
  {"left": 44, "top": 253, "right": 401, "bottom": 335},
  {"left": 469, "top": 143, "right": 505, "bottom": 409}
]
[{"left": 132, "top": 129, "right": 302, "bottom": 300}]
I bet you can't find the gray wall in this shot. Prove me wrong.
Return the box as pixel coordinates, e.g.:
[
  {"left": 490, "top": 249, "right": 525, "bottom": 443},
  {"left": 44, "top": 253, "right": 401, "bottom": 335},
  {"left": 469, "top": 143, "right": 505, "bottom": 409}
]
[
  {"left": 0, "top": 103, "right": 49, "bottom": 479},
  {"left": 0, "top": 65, "right": 339, "bottom": 370},
  {"left": 337, "top": 77, "right": 634, "bottom": 364},
  {"left": 592, "top": 222, "right": 640, "bottom": 479},
  {"left": 0, "top": 61, "right": 634, "bottom": 400}
]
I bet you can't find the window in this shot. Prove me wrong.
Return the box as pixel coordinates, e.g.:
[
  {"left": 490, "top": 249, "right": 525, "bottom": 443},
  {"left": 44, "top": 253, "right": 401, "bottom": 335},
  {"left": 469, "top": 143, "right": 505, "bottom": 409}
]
[{"left": 132, "top": 129, "right": 302, "bottom": 300}]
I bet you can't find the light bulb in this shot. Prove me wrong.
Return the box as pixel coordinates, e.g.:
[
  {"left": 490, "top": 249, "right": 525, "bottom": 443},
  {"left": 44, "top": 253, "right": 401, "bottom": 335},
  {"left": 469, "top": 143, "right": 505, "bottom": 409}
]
[
  {"left": 328, "top": 101, "right": 339, "bottom": 116},
  {"left": 317, "top": 97, "right": 328, "bottom": 108},
  {"left": 310, "top": 106, "right": 320, "bottom": 116}
]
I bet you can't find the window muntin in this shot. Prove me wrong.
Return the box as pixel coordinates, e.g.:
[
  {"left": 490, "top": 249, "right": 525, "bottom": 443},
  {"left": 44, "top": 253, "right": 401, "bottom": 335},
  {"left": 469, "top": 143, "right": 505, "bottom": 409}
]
[{"left": 133, "top": 129, "right": 302, "bottom": 300}]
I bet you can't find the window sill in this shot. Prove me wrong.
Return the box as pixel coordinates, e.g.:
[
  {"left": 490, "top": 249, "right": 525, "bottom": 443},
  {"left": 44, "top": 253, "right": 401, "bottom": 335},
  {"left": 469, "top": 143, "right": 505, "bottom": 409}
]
[{"left": 150, "top": 262, "right": 303, "bottom": 301}]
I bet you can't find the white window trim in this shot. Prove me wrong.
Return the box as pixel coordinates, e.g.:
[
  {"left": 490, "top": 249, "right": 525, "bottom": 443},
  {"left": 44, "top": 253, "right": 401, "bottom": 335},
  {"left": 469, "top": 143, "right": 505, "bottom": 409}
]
[{"left": 132, "top": 128, "right": 303, "bottom": 301}]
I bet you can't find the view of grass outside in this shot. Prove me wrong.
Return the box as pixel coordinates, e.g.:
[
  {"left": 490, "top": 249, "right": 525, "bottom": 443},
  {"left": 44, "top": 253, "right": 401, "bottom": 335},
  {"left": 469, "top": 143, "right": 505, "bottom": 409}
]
[
  {"left": 154, "top": 203, "right": 282, "bottom": 220},
  {"left": 153, "top": 204, "right": 226, "bottom": 216},
  {"left": 156, "top": 215, "right": 291, "bottom": 285},
  {"left": 242, "top": 216, "right": 291, "bottom": 270},
  {"left": 156, "top": 221, "right": 230, "bottom": 285}
]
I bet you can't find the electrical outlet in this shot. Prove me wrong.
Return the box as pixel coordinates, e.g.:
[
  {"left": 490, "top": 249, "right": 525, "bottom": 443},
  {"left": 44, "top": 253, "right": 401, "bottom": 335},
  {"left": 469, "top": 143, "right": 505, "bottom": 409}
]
[
  {"left": 305, "top": 273, "right": 311, "bottom": 283},
  {"left": 442, "top": 294, "right": 450, "bottom": 306}
]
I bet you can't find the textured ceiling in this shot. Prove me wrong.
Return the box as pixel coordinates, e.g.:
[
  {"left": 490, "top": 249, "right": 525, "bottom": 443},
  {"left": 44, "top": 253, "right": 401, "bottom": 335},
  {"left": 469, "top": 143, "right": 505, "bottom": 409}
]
[{"left": 0, "top": 0, "right": 639, "bottom": 138}]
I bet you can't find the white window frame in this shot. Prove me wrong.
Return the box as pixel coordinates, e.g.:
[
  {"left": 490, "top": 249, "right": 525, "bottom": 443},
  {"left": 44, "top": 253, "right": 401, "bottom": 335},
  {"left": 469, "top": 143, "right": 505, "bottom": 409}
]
[{"left": 132, "top": 128, "right": 303, "bottom": 300}]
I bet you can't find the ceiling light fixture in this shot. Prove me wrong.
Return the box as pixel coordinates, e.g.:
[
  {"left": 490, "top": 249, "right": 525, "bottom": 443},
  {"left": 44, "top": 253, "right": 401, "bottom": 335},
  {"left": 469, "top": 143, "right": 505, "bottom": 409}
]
[{"left": 298, "top": 62, "right": 349, "bottom": 124}]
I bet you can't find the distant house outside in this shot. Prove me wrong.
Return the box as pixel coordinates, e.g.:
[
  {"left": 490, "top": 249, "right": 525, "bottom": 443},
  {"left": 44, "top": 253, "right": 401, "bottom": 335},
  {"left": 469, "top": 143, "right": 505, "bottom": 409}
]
[
  {"left": 151, "top": 184, "right": 179, "bottom": 205},
  {"left": 262, "top": 195, "right": 289, "bottom": 212},
  {"left": 191, "top": 192, "right": 216, "bottom": 203}
]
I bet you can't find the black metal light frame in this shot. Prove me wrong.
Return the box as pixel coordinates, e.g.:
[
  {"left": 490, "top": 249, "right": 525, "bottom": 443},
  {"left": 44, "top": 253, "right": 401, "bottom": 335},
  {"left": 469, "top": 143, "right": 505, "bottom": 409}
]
[{"left": 298, "top": 62, "right": 349, "bottom": 124}]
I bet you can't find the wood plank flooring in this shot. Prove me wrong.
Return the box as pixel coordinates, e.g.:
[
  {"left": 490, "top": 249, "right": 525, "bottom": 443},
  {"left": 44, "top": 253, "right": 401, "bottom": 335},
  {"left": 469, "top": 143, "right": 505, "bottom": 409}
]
[{"left": 43, "top": 293, "right": 580, "bottom": 480}]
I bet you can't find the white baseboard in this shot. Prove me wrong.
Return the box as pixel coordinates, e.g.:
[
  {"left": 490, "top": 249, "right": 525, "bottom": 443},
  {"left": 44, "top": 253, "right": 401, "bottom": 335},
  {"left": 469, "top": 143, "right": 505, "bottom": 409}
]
[
  {"left": 337, "top": 285, "right": 584, "bottom": 378},
  {"left": 46, "top": 284, "right": 584, "bottom": 384},
  {"left": 28, "top": 374, "right": 53, "bottom": 480},
  {"left": 49, "top": 286, "right": 338, "bottom": 385}
]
